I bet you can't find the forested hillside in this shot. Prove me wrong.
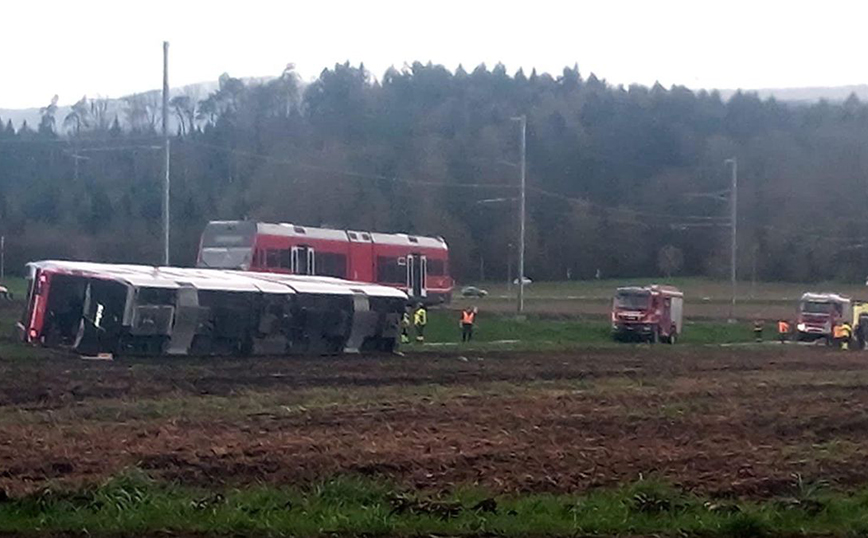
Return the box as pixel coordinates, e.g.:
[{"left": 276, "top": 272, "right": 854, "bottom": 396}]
[{"left": 1, "top": 62, "right": 867, "bottom": 283}]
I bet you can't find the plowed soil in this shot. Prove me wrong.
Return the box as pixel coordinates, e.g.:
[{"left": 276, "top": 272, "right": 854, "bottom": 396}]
[{"left": 1, "top": 345, "right": 867, "bottom": 498}]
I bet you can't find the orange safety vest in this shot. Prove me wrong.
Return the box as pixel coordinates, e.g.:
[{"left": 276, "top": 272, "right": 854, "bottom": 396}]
[
  {"left": 778, "top": 321, "right": 789, "bottom": 333},
  {"left": 461, "top": 310, "right": 476, "bottom": 324},
  {"left": 834, "top": 324, "right": 851, "bottom": 339}
]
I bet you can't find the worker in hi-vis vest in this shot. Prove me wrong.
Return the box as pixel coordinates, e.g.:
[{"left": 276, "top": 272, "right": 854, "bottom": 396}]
[
  {"left": 413, "top": 303, "right": 428, "bottom": 343},
  {"left": 777, "top": 320, "right": 790, "bottom": 343},
  {"left": 460, "top": 307, "right": 477, "bottom": 342},
  {"left": 400, "top": 307, "right": 411, "bottom": 344},
  {"left": 834, "top": 322, "right": 852, "bottom": 350}
]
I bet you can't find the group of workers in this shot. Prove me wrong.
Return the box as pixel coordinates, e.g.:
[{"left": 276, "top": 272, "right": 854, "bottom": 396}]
[
  {"left": 753, "top": 320, "right": 793, "bottom": 343},
  {"left": 400, "top": 303, "right": 479, "bottom": 344},
  {"left": 753, "top": 318, "right": 867, "bottom": 350}
]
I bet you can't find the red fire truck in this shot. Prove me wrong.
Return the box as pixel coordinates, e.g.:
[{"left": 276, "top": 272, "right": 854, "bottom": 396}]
[
  {"left": 611, "top": 285, "right": 684, "bottom": 343},
  {"left": 197, "top": 221, "right": 452, "bottom": 303},
  {"left": 796, "top": 292, "right": 851, "bottom": 342}
]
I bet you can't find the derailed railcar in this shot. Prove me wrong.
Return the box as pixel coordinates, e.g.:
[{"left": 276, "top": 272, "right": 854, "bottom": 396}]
[{"left": 19, "top": 261, "right": 406, "bottom": 357}]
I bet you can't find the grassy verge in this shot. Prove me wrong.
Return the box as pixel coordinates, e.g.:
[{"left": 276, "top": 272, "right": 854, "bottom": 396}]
[
  {"left": 413, "top": 309, "right": 754, "bottom": 349},
  {"left": 0, "top": 308, "right": 758, "bottom": 360},
  {"left": 6, "top": 472, "right": 868, "bottom": 536}
]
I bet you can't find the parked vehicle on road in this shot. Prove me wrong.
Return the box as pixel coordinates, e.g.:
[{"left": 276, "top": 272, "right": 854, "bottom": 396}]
[{"left": 460, "top": 286, "right": 488, "bottom": 298}]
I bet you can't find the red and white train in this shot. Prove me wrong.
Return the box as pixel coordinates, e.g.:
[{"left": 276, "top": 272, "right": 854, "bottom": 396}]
[{"left": 197, "top": 221, "right": 453, "bottom": 303}]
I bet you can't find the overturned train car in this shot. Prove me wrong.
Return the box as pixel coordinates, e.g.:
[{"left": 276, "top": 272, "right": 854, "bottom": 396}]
[{"left": 19, "top": 261, "right": 407, "bottom": 357}]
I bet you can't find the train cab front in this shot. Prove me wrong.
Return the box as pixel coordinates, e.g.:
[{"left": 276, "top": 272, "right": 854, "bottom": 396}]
[
  {"left": 19, "top": 267, "right": 52, "bottom": 344},
  {"left": 20, "top": 267, "right": 128, "bottom": 356},
  {"left": 197, "top": 221, "right": 257, "bottom": 270}
]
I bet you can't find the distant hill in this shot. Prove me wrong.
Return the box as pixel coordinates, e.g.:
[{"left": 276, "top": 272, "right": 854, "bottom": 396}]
[
  {"left": 3, "top": 81, "right": 867, "bottom": 131},
  {"left": 717, "top": 84, "right": 868, "bottom": 103},
  {"left": 0, "top": 78, "right": 269, "bottom": 132}
]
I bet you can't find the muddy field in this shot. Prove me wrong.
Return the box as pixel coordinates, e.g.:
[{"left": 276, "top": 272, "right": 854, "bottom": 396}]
[{"left": 1, "top": 345, "right": 867, "bottom": 499}]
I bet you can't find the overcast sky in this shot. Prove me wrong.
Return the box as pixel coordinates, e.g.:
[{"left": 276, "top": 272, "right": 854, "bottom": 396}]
[{"left": 3, "top": 0, "right": 867, "bottom": 109}]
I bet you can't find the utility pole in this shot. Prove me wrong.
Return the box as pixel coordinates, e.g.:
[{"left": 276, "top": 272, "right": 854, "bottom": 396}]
[
  {"left": 725, "top": 157, "right": 738, "bottom": 322},
  {"left": 511, "top": 115, "right": 527, "bottom": 314},
  {"left": 507, "top": 242, "right": 513, "bottom": 292},
  {"left": 162, "top": 41, "right": 171, "bottom": 266}
]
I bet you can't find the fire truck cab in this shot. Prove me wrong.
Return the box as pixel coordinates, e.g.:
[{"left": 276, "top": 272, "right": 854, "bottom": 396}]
[
  {"left": 611, "top": 285, "right": 683, "bottom": 343},
  {"left": 797, "top": 292, "right": 851, "bottom": 342}
]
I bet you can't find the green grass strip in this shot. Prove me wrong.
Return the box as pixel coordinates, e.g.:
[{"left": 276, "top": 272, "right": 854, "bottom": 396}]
[{"left": 7, "top": 471, "right": 868, "bottom": 536}]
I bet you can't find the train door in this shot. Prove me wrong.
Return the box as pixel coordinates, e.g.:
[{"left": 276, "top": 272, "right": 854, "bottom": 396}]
[
  {"left": 167, "top": 284, "right": 200, "bottom": 355},
  {"left": 406, "top": 254, "right": 427, "bottom": 299},
  {"left": 291, "top": 246, "right": 315, "bottom": 275},
  {"left": 73, "top": 278, "right": 127, "bottom": 356}
]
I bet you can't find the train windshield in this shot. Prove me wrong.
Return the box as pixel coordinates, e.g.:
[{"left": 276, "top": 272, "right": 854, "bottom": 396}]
[
  {"left": 615, "top": 291, "right": 651, "bottom": 310},
  {"left": 198, "top": 222, "right": 256, "bottom": 269},
  {"left": 801, "top": 301, "right": 833, "bottom": 314}
]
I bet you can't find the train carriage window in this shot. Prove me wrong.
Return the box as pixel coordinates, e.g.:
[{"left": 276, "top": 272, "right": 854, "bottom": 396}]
[
  {"left": 361, "top": 233, "right": 370, "bottom": 241},
  {"left": 427, "top": 259, "right": 445, "bottom": 276},
  {"left": 266, "top": 249, "right": 280, "bottom": 268},
  {"left": 317, "top": 253, "right": 348, "bottom": 278},
  {"left": 348, "top": 232, "right": 358, "bottom": 240},
  {"left": 138, "top": 287, "right": 176, "bottom": 305},
  {"left": 279, "top": 249, "right": 291, "bottom": 269},
  {"left": 376, "top": 256, "right": 404, "bottom": 284}
]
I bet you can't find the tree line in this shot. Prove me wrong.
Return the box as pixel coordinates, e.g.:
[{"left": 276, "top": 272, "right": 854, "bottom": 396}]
[{"left": 2, "top": 61, "right": 868, "bottom": 284}]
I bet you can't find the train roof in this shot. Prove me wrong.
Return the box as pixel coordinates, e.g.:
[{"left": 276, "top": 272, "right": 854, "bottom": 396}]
[
  {"left": 616, "top": 284, "right": 683, "bottom": 297},
  {"left": 230, "top": 271, "right": 407, "bottom": 299},
  {"left": 369, "top": 232, "right": 447, "bottom": 250},
  {"left": 257, "top": 223, "right": 349, "bottom": 242},
  {"left": 208, "top": 220, "right": 448, "bottom": 250},
  {"left": 27, "top": 261, "right": 408, "bottom": 299},
  {"left": 800, "top": 292, "right": 850, "bottom": 303}
]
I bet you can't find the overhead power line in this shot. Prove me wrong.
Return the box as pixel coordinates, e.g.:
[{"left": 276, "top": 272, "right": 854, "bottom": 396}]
[
  {"left": 0, "top": 135, "right": 162, "bottom": 146},
  {"left": 189, "top": 140, "right": 742, "bottom": 222},
  {"left": 528, "top": 186, "right": 730, "bottom": 222},
  {"left": 73, "top": 144, "right": 163, "bottom": 153},
  {"left": 185, "top": 140, "right": 518, "bottom": 190}
]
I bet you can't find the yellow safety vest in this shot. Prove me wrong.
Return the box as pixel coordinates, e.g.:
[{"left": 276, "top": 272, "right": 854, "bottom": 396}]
[{"left": 414, "top": 308, "right": 427, "bottom": 326}]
